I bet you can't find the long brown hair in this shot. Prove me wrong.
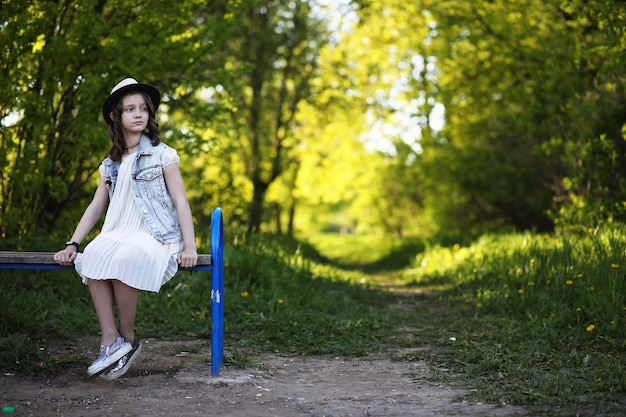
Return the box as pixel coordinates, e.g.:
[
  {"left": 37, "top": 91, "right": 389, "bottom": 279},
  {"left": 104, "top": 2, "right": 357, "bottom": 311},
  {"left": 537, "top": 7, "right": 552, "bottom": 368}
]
[{"left": 107, "top": 91, "right": 160, "bottom": 161}]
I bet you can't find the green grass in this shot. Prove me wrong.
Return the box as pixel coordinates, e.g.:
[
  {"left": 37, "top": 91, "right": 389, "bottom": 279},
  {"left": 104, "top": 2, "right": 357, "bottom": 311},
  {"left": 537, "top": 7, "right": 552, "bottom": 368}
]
[
  {"left": 295, "top": 228, "right": 626, "bottom": 416},
  {"left": 395, "top": 225, "right": 626, "bottom": 416},
  {"left": 303, "top": 232, "right": 426, "bottom": 272},
  {"left": 1, "top": 225, "right": 625, "bottom": 416},
  {"left": 0, "top": 269, "right": 98, "bottom": 373}
]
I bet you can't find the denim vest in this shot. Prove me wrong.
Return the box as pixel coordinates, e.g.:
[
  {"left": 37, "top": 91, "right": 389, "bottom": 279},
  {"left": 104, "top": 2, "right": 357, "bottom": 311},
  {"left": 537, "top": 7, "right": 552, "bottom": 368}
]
[{"left": 102, "top": 135, "right": 182, "bottom": 244}]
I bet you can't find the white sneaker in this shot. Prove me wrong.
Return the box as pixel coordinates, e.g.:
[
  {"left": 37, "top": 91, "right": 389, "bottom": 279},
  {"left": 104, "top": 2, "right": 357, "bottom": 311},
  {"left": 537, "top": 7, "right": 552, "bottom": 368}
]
[{"left": 87, "top": 336, "right": 132, "bottom": 376}]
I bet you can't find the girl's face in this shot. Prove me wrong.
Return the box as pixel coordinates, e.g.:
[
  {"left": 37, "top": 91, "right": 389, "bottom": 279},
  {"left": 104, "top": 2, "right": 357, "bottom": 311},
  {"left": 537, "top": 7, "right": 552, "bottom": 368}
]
[{"left": 119, "top": 93, "right": 149, "bottom": 135}]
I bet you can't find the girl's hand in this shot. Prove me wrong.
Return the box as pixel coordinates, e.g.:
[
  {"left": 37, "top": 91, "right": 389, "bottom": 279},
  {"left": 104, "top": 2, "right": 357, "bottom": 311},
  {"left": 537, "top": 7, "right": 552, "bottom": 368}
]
[
  {"left": 54, "top": 248, "right": 78, "bottom": 266},
  {"left": 177, "top": 248, "right": 198, "bottom": 269}
]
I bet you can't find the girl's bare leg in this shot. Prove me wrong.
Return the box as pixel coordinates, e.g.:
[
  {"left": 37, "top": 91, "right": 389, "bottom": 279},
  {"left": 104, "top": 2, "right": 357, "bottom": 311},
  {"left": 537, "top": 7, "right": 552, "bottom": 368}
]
[
  {"left": 112, "top": 280, "right": 139, "bottom": 344},
  {"left": 87, "top": 279, "right": 118, "bottom": 346}
]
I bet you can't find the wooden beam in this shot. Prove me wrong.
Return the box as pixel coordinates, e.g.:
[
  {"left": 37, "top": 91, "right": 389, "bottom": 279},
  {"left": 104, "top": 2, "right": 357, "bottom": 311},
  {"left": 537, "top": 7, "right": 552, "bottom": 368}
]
[{"left": 0, "top": 251, "right": 211, "bottom": 266}]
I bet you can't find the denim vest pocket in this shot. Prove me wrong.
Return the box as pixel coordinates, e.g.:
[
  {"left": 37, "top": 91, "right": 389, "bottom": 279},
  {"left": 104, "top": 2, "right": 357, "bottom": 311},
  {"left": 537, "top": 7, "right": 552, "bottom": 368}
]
[{"left": 134, "top": 164, "right": 166, "bottom": 197}]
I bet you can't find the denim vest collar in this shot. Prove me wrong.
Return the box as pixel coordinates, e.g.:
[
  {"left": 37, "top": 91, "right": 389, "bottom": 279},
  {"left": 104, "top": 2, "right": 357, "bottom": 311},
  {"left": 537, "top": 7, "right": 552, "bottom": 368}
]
[{"left": 136, "top": 134, "right": 155, "bottom": 157}]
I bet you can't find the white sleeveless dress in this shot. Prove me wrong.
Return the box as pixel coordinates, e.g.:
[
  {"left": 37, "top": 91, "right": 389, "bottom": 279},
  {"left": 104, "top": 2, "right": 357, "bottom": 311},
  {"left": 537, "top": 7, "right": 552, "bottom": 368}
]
[{"left": 74, "top": 148, "right": 183, "bottom": 292}]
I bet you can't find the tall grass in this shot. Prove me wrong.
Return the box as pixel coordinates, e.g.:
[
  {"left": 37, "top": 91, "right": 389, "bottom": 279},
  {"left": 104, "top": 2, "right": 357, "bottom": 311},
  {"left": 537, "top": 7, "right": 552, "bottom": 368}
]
[
  {"left": 1, "top": 225, "right": 624, "bottom": 415},
  {"left": 0, "top": 270, "right": 97, "bottom": 372},
  {"left": 221, "top": 243, "right": 394, "bottom": 353},
  {"left": 402, "top": 225, "right": 626, "bottom": 415}
]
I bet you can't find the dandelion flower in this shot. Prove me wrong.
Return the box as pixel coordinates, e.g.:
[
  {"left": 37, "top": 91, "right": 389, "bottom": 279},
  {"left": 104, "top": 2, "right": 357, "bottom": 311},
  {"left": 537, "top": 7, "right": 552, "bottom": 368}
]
[
  {"left": 566, "top": 280, "right": 574, "bottom": 285},
  {"left": 518, "top": 289, "right": 524, "bottom": 295},
  {"left": 529, "top": 258, "right": 535, "bottom": 265},
  {"left": 610, "top": 263, "right": 620, "bottom": 269},
  {"left": 453, "top": 243, "right": 460, "bottom": 251},
  {"left": 278, "top": 299, "right": 285, "bottom": 305},
  {"left": 587, "top": 324, "right": 595, "bottom": 332},
  {"left": 241, "top": 291, "right": 249, "bottom": 297}
]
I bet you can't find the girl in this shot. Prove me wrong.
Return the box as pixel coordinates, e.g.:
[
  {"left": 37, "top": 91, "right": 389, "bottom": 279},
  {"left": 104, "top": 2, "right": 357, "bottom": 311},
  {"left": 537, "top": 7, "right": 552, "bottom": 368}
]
[{"left": 55, "top": 78, "right": 198, "bottom": 380}]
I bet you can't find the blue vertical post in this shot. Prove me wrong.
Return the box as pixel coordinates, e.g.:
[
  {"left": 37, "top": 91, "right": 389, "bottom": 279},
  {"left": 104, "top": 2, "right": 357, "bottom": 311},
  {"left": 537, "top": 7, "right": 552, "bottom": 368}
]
[{"left": 210, "top": 207, "right": 224, "bottom": 375}]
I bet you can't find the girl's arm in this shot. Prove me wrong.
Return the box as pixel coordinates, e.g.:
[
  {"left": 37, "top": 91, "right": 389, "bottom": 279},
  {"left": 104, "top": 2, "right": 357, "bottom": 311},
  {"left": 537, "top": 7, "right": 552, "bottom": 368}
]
[
  {"left": 163, "top": 163, "right": 198, "bottom": 268},
  {"left": 54, "top": 177, "right": 110, "bottom": 266}
]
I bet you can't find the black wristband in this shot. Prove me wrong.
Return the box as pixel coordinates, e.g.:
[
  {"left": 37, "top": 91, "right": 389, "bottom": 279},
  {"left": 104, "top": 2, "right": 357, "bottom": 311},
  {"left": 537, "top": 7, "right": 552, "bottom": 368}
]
[{"left": 65, "top": 241, "right": 80, "bottom": 250}]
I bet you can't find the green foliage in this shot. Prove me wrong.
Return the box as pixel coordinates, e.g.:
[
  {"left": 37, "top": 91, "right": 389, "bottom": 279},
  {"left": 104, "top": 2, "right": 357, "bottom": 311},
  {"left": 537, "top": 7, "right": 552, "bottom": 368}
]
[
  {"left": 217, "top": 0, "right": 331, "bottom": 233},
  {"left": 338, "top": 0, "right": 626, "bottom": 235},
  {"left": 3, "top": 0, "right": 626, "bottom": 239},
  {"left": 0, "top": 0, "right": 235, "bottom": 238}
]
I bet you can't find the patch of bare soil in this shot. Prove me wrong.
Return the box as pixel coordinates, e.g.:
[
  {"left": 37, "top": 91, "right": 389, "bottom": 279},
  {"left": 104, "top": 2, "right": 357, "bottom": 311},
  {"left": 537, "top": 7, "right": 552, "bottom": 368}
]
[{"left": 0, "top": 336, "right": 526, "bottom": 417}]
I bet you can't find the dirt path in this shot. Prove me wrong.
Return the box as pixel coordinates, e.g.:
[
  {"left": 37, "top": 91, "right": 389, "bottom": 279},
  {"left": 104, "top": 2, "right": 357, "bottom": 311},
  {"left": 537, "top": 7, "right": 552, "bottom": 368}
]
[{"left": 1, "top": 336, "right": 526, "bottom": 417}]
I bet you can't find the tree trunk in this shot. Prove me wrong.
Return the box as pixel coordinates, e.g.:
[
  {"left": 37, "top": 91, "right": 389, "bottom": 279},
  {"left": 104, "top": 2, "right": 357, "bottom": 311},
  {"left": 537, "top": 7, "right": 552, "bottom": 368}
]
[
  {"left": 286, "top": 200, "right": 296, "bottom": 237},
  {"left": 247, "top": 179, "right": 268, "bottom": 234}
]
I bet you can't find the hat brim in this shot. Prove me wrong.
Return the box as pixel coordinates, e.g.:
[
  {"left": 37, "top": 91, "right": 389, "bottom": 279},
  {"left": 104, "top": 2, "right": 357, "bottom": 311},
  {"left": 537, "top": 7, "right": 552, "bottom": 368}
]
[{"left": 102, "top": 83, "right": 161, "bottom": 124}]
